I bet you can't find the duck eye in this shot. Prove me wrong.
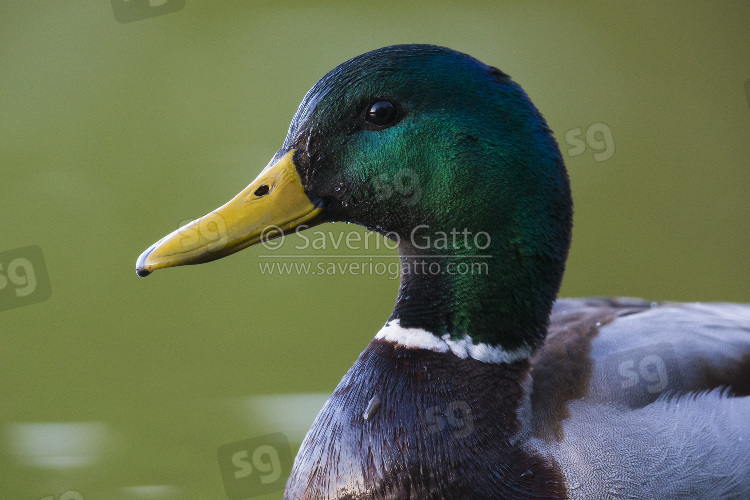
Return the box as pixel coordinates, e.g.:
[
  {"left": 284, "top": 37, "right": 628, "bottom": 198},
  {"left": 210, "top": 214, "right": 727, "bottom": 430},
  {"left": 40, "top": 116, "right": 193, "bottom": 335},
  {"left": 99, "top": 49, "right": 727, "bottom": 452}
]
[{"left": 365, "top": 100, "right": 397, "bottom": 127}]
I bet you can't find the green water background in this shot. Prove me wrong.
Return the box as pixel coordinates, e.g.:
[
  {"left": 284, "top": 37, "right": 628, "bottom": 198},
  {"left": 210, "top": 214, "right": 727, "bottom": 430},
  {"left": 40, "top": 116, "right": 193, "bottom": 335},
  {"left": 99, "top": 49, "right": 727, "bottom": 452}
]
[{"left": 1, "top": 1, "right": 749, "bottom": 498}]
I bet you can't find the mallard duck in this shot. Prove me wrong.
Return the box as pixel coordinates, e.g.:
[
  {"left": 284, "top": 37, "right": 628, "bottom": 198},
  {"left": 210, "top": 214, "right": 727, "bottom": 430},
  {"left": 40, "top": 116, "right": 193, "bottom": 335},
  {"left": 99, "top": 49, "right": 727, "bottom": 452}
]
[{"left": 136, "top": 45, "right": 750, "bottom": 499}]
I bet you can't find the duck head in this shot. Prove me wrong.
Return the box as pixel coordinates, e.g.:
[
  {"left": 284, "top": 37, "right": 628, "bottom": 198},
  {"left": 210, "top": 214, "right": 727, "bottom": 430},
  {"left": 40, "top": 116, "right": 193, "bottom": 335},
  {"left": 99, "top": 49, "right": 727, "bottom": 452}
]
[{"left": 136, "top": 44, "right": 572, "bottom": 354}]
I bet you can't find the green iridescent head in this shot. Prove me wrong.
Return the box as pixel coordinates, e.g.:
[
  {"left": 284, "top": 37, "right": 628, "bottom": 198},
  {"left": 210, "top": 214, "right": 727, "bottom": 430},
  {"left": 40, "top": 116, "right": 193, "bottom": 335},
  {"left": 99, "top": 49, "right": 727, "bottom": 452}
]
[{"left": 137, "top": 44, "right": 572, "bottom": 351}]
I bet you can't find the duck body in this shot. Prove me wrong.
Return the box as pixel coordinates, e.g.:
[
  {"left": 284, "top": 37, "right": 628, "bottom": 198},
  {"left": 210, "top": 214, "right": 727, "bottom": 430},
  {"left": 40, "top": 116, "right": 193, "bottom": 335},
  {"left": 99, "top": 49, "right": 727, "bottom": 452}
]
[
  {"left": 288, "top": 299, "right": 750, "bottom": 499},
  {"left": 287, "top": 339, "right": 563, "bottom": 500},
  {"left": 135, "top": 45, "right": 750, "bottom": 499}
]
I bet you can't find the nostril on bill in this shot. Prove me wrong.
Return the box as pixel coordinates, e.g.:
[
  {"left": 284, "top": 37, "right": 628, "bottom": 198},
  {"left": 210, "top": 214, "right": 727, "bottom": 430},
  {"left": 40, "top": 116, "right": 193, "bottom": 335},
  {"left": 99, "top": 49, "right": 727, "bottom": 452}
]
[{"left": 254, "top": 185, "right": 270, "bottom": 197}]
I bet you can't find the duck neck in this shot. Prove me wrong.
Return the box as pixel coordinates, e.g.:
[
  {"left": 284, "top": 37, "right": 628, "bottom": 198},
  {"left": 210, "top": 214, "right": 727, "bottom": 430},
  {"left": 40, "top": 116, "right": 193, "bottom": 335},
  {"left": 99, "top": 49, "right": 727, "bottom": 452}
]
[{"left": 389, "top": 212, "right": 570, "bottom": 353}]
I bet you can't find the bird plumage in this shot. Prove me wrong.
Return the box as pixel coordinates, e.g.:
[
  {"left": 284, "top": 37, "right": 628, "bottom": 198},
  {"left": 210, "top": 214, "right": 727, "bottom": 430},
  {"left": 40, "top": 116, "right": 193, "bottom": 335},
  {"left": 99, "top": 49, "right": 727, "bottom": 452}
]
[{"left": 136, "top": 45, "right": 750, "bottom": 499}]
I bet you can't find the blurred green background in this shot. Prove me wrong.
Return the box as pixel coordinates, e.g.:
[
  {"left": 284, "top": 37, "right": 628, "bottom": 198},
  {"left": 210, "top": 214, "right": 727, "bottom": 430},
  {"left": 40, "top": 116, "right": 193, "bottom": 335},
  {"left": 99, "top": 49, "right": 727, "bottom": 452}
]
[{"left": 1, "top": 1, "right": 749, "bottom": 498}]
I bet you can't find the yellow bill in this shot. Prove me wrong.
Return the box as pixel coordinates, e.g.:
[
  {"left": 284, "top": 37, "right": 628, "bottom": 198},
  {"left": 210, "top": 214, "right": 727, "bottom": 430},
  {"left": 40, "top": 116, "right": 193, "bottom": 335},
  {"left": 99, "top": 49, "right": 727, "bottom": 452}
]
[{"left": 135, "top": 149, "right": 322, "bottom": 277}]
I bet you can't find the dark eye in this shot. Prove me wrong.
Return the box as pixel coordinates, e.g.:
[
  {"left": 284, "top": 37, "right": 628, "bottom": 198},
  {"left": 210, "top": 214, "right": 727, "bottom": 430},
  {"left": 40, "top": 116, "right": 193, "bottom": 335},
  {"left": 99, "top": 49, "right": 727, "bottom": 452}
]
[{"left": 365, "top": 100, "right": 397, "bottom": 127}]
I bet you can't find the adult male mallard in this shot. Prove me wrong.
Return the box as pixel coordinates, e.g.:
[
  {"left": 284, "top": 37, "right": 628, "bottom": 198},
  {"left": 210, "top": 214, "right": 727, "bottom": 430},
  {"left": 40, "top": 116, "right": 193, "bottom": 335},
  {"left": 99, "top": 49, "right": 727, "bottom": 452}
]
[{"left": 136, "top": 45, "right": 750, "bottom": 499}]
